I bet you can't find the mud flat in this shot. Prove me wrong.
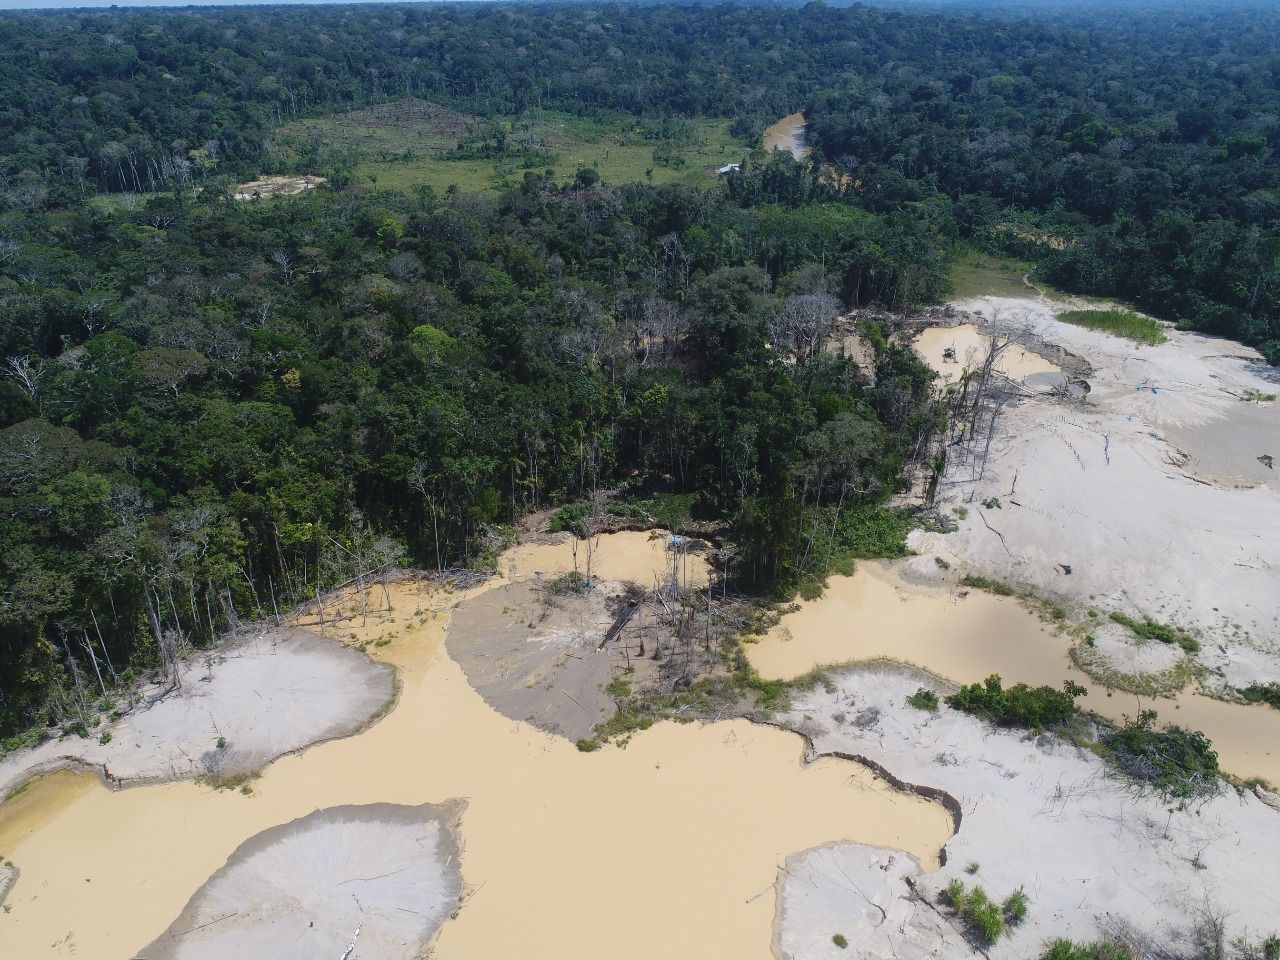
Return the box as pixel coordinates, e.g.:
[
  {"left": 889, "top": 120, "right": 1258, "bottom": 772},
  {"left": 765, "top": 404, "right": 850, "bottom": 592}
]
[
  {"left": 764, "top": 112, "right": 810, "bottom": 159},
  {"left": 748, "top": 559, "right": 1280, "bottom": 786},
  {"left": 142, "top": 801, "right": 463, "bottom": 960},
  {"left": 0, "top": 628, "right": 394, "bottom": 798},
  {"left": 0, "top": 532, "right": 951, "bottom": 960},
  {"left": 773, "top": 664, "right": 1280, "bottom": 959},
  {"left": 445, "top": 578, "right": 619, "bottom": 739}
]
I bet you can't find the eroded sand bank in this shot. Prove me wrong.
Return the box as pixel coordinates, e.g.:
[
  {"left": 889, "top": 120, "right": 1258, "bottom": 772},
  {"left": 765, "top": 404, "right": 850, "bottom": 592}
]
[
  {"left": 776, "top": 664, "right": 1280, "bottom": 957},
  {"left": 0, "top": 532, "right": 950, "bottom": 960},
  {"left": 748, "top": 560, "right": 1280, "bottom": 785},
  {"left": 0, "top": 628, "right": 395, "bottom": 798}
]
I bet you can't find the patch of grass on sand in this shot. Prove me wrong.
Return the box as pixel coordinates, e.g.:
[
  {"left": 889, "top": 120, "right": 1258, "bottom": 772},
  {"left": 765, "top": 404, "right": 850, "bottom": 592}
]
[
  {"left": 1108, "top": 612, "right": 1199, "bottom": 654},
  {"left": 1058, "top": 309, "right": 1168, "bottom": 346},
  {"left": 946, "top": 249, "right": 1038, "bottom": 299}
]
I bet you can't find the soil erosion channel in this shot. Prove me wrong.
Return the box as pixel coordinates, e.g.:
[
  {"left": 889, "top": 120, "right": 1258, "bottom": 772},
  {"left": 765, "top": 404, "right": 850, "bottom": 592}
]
[{"left": 0, "top": 532, "right": 950, "bottom": 960}]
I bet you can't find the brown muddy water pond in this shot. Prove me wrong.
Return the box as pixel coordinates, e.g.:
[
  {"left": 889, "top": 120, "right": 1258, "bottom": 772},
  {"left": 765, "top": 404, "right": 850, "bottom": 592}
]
[
  {"left": 748, "top": 560, "right": 1280, "bottom": 786},
  {"left": 763, "top": 112, "right": 810, "bottom": 159},
  {"left": 0, "top": 532, "right": 950, "bottom": 960},
  {"left": 914, "top": 324, "right": 1063, "bottom": 387}
]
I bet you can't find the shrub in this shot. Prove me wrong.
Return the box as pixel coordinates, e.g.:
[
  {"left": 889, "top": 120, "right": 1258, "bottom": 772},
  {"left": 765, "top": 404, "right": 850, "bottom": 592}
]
[
  {"left": 946, "top": 675, "right": 1086, "bottom": 730},
  {"left": 906, "top": 687, "right": 940, "bottom": 711},
  {"left": 832, "top": 934, "right": 849, "bottom": 949},
  {"left": 1100, "top": 710, "right": 1219, "bottom": 797},
  {"left": 575, "top": 738, "right": 602, "bottom": 753},
  {"left": 1002, "top": 887, "right": 1028, "bottom": 925},
  {"left": 941, "top": 881, "right": 1008, "bottom": 944},
  {"left": 1239, "top": 683, "right": 1280, "bottom": 709}
]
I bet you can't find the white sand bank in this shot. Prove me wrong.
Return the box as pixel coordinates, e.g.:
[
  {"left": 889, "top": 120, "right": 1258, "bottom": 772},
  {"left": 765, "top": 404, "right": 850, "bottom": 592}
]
[
  {"left": 0, "top": 628, "right": 394, "bottom": 798},
  {"left": 775, "top": 664, "right": 1280, "bottom": 959}
]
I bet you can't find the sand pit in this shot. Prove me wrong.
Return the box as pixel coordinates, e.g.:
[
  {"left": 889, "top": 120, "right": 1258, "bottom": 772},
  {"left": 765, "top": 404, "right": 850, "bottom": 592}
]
[
  {"left": 747, "top": 559, "right": 1280, "bottom": 785},
  {"left": 141, "top": 801, "right": 463, "bottom": 960},
  {"left": 445, "top": 578, "right": 618, "bottom": 739},
  {"left": 913, "top": 323, "right": 1064, "bottom": 387},
  {"left": 0, "top": 534, "right": 951, "bottom": 960},
  {"left": 0, "top": 628, "right": 394, "bottom": 798},
  {"left": 232, "top": 174, "right": 326, "bottom": 201},
  {"left": 776, "top": 664, "right": 1280, "bottom": 959}
]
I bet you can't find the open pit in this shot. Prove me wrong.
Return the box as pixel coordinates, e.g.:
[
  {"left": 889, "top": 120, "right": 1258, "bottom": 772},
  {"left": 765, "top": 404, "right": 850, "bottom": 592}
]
[
  {"left": 0, "top": 531, "right": 952, "bottom": 960},
  {"left": 232, "top": 174, "right": 326, "bottom": 201}
]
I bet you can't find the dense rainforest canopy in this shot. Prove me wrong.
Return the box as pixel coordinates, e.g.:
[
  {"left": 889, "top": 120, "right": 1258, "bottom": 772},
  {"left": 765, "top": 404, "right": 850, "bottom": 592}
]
[{"left": 0, "top": 0, "right": 1276, "bottom": 737}]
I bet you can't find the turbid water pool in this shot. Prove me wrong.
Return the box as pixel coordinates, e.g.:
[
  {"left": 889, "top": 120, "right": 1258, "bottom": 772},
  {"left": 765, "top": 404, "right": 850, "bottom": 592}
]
[
  {"left": 747, "top": 560, "right": 1280, "bottom": 785},
  {"left": 0, "top": 532, "right": 950, "bottom": 960}
]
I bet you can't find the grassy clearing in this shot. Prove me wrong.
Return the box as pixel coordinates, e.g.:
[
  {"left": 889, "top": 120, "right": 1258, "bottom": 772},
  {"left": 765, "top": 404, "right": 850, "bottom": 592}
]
[
  {"left": 1058, "top": 309, "right": 1168, "bottom": 346},
  {"left": 278, "top": 100, "right": 746, "bottom": 194},
  {"left": 946, "top": 249, "right": 1039, "bottom": 299}
]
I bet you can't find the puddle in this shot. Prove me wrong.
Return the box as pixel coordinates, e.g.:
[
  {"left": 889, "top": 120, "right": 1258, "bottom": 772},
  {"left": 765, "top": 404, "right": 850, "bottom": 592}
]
[
  {"left": 748, "top": 561, "right": 1280, "bottom": 785},
  {"left": 0, "top": 533, "right": 949, "bottom": 960}
]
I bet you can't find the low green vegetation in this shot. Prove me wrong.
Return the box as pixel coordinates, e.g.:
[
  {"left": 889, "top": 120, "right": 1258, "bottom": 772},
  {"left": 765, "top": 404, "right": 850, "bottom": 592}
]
[
  {"left": 946, "top": 249, "right": 1037, "bottom": 300},
  {"left": 1099, "top": 710, "right": 1220, "bottom": 798},
  {"left": 1239, "top": 683, "right": 1280, "bottom": 709},
  {"left": 1041, "top": 938, "right": 1134, "bottom": 960},
  {"left": 906, "top": 687, "right": 940, "bottom": 711},
  {"left": 1109, "top": 612, "right": 1200, "bottom": 654},
  {"left": 1058, "top": 309, "right": 1168, "bottom": 346},
  {"left": 941, "top": 879, "right": 1028, "bottom": 944},
  {"left": 947, "top": 675, "right": 1087, "bottom": 731},
  {"left": 958, "top": 574, "right": 1015, "bottom": 596},
  {"left": 1242, "top": 389, "right": 1276, "bottom": 403},
  {"left": 832, "top": 934, "right": 849, "bottom": 949}
]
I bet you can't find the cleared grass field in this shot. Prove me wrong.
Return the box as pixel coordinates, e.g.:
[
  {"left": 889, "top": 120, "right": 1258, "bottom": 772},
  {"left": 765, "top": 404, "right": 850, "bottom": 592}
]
[
  {"left": 947, "top": 249, "right": 1041, "bottom": 299},
  {"left": 277, "top": 100, "right": 746, "bottom": 194}
]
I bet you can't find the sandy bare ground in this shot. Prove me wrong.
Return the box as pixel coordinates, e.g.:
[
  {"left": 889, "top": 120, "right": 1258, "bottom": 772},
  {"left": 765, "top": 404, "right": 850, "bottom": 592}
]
[
  {"left": 913, "top": 297, "right": 1280, "bottom": 694},
  {"left": 445, "top": 579, "right": 619, "bottom": 740},
  {"left": 140, "top": 801, "right": 463, "bottom": 960},
  {"left": 0, "top": 628, "right": 394, "bottom": 798},
  {"left": 232, "top": 174, "right": 326, "bottom": 201},
  {"left": 774, "top": 663, "right": 1280, "bottom": 959}
]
